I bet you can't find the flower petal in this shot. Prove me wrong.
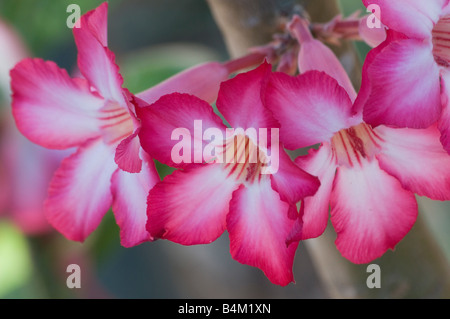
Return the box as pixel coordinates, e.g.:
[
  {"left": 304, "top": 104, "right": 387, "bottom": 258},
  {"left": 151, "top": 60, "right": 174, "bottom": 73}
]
[
  {"left": 111, "top": 152, "right": 160, "bottom": 248},
  {"left": 375, "top": 125, "right": 450, "bottom": 201},
  {"left": 294, "top": 143, "right": 337, "bottom": 240},
  {"left": 146, "top": 164, "right": 239, "bottom": 244},
  {"left": 227, "top": 180, "right": 298, "bottom": 286},
  {"left": 270, "top": 149, "right": 320, "bottom": 205},
  {"left": 439, "top": 68, "right": 450, "bottom": 153},
  {"left": 45, "top": 138, "right": 117, "bottom": 242},
  {"left": 265, "top": 70, "right": 354, "bottom": 149},
  {"left": 114, "top": 130, "right": 142, "bottom": 173},
  {"left": 288, "top": 16, "right": 357, "bottom": 101},
  {"left": 330, "top": 158, "right": 418, "bottom": 263},
  {"left": 11, "top": 58, "right": 105, "bottom": 149},
  {"left": 137, "top": 93, "right": 226, "bottom": 168},
  {"left": 73, "top": 2, "right": 125, "bottom": 104},
  {"left": 358, "top": 16, "right": 387, "bottom": 48},
  {"left": 362, "top": 0, "right": 444, "bottom": 39},
  {"left": 362, "top": 39, "right": 441, "bottom": 128},
  {"left": 216, "top": 62, "right": 279, "bottom": 129},
  {"left": 137, "top": 62, "right": 229, "bottom": 105}
]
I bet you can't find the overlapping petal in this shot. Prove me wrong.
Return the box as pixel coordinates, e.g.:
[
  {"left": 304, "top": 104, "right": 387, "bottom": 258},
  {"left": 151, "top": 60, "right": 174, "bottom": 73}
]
[
  {"left": 217, "top": 62, "right": 279, "bottom": 130},
  {"left": 375, "top": 125, "right": 450, "bottom": 200},
  {"left": 362, "top": 38, "right": 441, "bottom": 128},
  {"left": 294, "top": 143, "right": 337, "bottom": 240},
  {"left": 111, "top": 152, "right": 160, "bottom": 247},
  {"left": 265, "top": 70, "right": 354, "bottom": 149},
  {"left": 45, "top": 138, "right": 117, "bottom": 242},
  {"left": 362, "top": 0, "right": 445, "bottom": 39},
  {"left": 227, "top": 180, "right": 298, "bottom": 286},
  {"left": 146, "top": 164, "right": 240, "bottom": 244},
  {"left": 73, "top": 2, "right": 125, "bottom": 104},
  {"left": 11, "top": 58, "right": 105, "bottom": 149},
  {"left": 137, "top": 93, "right": 227, "bottom": 168},
  {"left": 330, "top": 158, "right": 418, "bottom": 263}
]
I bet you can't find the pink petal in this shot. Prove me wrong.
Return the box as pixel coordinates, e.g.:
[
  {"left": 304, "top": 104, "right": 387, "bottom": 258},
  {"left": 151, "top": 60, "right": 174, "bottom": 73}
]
[
  {"left": 11, "top": 58, "right": 105, "bottom": 149},
  {"left": 358, "top": 15, "right": 387, "bottom": 48},
  {"left": 362, "top": 38, "right": 441, "bottom": 128},
  {"left": 114, "top": 130, "right": 142, "bottom": 173},
  {"left": 45, "top": 138, "right": 117, "bottom": 242},
  {"left": 352, "top": 30, "right": 408, "bottom": 116},
  {"left": 216, "top": 62, "right": 279, "bottom": 129},
  {"left": 111, "top": 152, "right": 160, "bottom": 248},
  {"left": 265, "top": 70, "right": 354, "bottom": 149},
  {"left": 439, "top": 68, "right": 450, "bottom": 153},
  {"left": 294, "top": 143, "right": 337, "bottom": 240},
  {"left": 137, "top": 62, "right": 229, "bottom": 105},
  {"left": 362, "top": 0, "right": 444, "bottom": 39},
  {"left": 289, "top": 16, "right": 357, "bottom": 101},
  {"left": 136, "top": 93, "right": 226, "bottom": 168},
  {"left": 146, "top": 164, "right": 239, "bottom": 244},
  {"left": 375, "top": 125, "right": 450, "bottom": 201},
  {"left": 0, "top": 19, "right": 28, "bottom": 95},
  {"left": 330, "top": 158, "right": 418, "bottom": 263},
  {"left": 227, "top": 181, "right": 298, "bottom": 286},
  {"left": 73, "top": 2, "right": 125, "bottom": 104},
  {"left": 270, "top": 149, "right": 320, "bottom": 205}
]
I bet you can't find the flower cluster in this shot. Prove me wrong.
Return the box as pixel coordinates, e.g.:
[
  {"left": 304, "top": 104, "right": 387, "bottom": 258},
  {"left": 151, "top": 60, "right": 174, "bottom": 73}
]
[{"left": 9, "top": 2, "right": 450, "bottom": 286}]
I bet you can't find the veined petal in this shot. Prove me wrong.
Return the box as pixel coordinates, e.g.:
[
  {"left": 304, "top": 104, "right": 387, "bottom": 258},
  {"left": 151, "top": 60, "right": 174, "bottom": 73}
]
[
  {"left": 265, "top": 70, "right": 354, "bottom": 149},
  {"left": 146, "top": 164, "right": 240, "bottom": 244},
  {"left": 227, "top": 181, "right": 298, "bottom": 286},
  {"left": 362, "top": 39, "right": 441, "bottom": 128},
  {"left": 375, "top": 125, "right": 450, "bottom": 201},
  {"left": 73, "top": 2, "right": 125, "bottom": 104},
  {"left": 111, "top": 152, "right": 160, "bottom": 248},
  {"left": 270, "top": 149, "right": 320, "bottom": 205},
  {"left": 11, "top": 58, "right": 105, "bottom": 149},
  {"left": 137, "top": 93, "right": 227, "bottom": 168},
  {"left": 216, "top": 62, "right": 279, "bottom": 130},
  {"left": 330, "top": 158, "right": 418, "bottom": 263},
  {"left": 45, "top": 138, "right": 117, "bottom": 242},
  {"left": 137, "top": 62, "right": 229, "bottom": 105},
  {"left": 294, "top": 143, "right": 336, "bottom": 240},
  {"left": 363, "top": 0, "right": 445, "bottom": 39}
]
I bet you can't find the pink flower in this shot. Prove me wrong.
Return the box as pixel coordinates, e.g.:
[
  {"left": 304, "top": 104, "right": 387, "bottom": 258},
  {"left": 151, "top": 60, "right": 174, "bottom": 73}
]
[
  {"left": 0, "top": 17, "right": 68, "bottom": 234},
  {"left": 358, "top": 0, "right": 450, "bottom": 153},
  {"left": 265, "top": 16, "right": 450, "bottom": 263},
  {"left": 10, "top": 3, "right": 161, "bottom": 247},
  {"left": 136, "top": 62, "right": 320, "bottom": 286}
]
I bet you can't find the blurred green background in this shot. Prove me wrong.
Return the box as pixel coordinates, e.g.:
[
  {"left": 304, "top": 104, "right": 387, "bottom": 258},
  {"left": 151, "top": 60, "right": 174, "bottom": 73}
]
[{"left": 0, "top": 0, "right": 448, "bottom": 299}]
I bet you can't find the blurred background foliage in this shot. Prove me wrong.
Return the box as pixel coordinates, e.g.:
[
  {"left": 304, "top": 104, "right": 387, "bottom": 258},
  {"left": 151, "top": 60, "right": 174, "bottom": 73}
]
[{"left": 0, "top": 0, "right": 448, "bottom": 299}]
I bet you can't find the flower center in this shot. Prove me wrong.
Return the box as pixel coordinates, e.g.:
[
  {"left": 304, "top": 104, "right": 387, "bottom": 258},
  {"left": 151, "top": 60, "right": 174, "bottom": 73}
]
[
  {"left": 331, "top": 123, "right": 382, "bottom": 167},
  {"left": 220, "top": 134, "right": 270, "bottom": 184},
  {"left": 432, "top": 15, "right": 450, "bottom": 67},
  {"left": 98, "top": 101, "right": 134, "bottom": 145}
]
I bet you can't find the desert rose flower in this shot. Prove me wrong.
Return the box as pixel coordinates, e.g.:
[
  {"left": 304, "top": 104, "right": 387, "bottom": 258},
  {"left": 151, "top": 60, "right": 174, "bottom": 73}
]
[
  {"left": 137, "top": 62, "right": 320, "bottom": 286},
  {"left": 359, "top": 0, "right": 450, "bottom": 153},
  {"left": 264, "top": 16, "right": 450, "bottom": 263}
]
